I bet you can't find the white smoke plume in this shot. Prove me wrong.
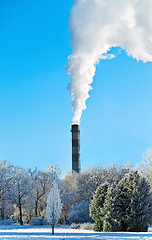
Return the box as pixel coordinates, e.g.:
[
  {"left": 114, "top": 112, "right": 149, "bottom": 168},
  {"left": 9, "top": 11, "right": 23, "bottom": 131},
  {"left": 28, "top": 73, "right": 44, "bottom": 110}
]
[{"left": 67, "top": 0, "right": 152, "bottom": 124}]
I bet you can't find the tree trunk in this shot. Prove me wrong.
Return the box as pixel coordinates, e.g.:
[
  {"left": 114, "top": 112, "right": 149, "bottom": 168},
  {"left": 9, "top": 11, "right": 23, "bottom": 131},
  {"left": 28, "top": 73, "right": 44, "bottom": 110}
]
[
  {"left": 1, "top": 204, "right": 5, "bottom": 220},
  {"left": 35, "top": 200, "right": 38, "bottom": 217},
  {"left": 1, "top": 195, "right": 5, "bottom": 219},
  {"left": 65, "top": 215, "right": 68, "bottom": 225},
  {"left": 52, "top": 225, "right": 54, "bottom": 235},
  {"left": 19, "top": 203, "right": 23, "bottom": 225},
  {"left": 1, "top": 207, "right": 5, "bottom": 220}
]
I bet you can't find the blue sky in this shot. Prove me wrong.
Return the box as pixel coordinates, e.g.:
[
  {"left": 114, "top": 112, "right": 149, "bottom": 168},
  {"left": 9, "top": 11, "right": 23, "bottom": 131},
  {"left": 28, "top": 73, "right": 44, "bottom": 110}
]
[{"left": 0, "top": 0, "right": 152, "bottom": 176}]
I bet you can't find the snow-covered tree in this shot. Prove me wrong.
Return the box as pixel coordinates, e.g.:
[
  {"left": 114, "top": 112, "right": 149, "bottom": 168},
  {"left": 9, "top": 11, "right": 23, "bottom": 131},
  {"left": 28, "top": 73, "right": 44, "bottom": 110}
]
[
  {"left": 27, "top": 164, "right": 61, "bottom": 220},
  {"left": 46, "top": 179, "right": 62, "bottom": 235},
  {"left": 41, "top": 164, "right": 61, "bottom": 216},
  {"left": 58, "top": 180, "right": 75, "bottom": 224},
  {"left": 138, "top": 149, "right": 152, "bottom": 191},
  {"left": 28, "top": 168, "right": 48, "bottom": 217},
  {"left": 8, "top": 167, "right": 32, "bottom": 225},
  {"left": 0, "top": 160, "right": 13, "bottom": 219},
  {"left": 63, "top": 171, "right": 78, "bottom": 193},
  {"left": 64, "top": 165, "right": 131, "bottom": 207},
  {"left": 45, "top": 164, "right": 61, "bottom": 181}
]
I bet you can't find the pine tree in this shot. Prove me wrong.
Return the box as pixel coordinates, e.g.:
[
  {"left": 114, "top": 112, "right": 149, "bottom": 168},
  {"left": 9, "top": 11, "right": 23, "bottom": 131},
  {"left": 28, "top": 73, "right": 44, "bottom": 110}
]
[
  {"left": 115, "top": 171, "right": 152, "bottom": 231},
  {"left": 46, "top": 179, "right": 62, "bottom": 234},
  {"left": 90, "top": 183, "right": 108, "bottom": 231},
  {"left": 102, "top": 185, "right": 120, "bottom": 232}
]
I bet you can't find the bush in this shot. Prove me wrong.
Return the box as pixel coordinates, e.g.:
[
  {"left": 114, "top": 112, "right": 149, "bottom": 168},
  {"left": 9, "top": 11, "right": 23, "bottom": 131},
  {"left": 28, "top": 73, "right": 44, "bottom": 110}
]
[
  {"left": 69, "top": 200, "right": 93, "bottom": 224},
  {"left": 0, "top": 219, "right": 14, "bottom": 225},
  {"left": 30, "top": 217, "right": 48, "bottom": 226}
]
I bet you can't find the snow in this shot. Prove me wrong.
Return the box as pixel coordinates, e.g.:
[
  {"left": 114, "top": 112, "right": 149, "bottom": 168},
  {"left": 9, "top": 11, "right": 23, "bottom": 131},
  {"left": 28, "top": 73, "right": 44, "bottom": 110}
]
[{"left": 1, "top": 226, "right": 152, "bottom": 240}]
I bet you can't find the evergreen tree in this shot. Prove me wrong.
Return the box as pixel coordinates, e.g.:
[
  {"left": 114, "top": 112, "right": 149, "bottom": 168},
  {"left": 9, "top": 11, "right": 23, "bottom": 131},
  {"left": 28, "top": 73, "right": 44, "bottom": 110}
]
[
  {"left": 90, "top": 183, "right": 108, "bottom": 231},
  {"left": 102, "top": 185, "right": 120, "bottom": 232},
  {"left": 115, "top": 171, "right": 152, "bottom": 231}
]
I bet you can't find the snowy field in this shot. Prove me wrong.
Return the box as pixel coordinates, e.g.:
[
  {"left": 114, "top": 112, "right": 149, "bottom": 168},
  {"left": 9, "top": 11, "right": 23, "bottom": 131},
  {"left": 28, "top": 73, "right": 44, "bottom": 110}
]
[{"left": 1, "top": 226, "right": 152, "bottom": 240}]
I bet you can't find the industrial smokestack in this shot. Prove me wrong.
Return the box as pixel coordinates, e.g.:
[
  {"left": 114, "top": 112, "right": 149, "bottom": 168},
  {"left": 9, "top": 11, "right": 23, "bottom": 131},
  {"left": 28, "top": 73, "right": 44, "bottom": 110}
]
[{"left": 71, "top": 124, "right": 80, "bottom": 173}]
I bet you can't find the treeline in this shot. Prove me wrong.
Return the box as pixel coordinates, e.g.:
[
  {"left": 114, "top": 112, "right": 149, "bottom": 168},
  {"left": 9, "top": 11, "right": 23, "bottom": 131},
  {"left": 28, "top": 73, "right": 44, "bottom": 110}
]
[
  {"left": 0, "top": 161, "right": 60, "bottom": 225},
  {"left": 0, "top": 160, "right": 131, "bottom": 225},
  {"left": 0, "top": 151, "right": 152, "bottom": 229}
]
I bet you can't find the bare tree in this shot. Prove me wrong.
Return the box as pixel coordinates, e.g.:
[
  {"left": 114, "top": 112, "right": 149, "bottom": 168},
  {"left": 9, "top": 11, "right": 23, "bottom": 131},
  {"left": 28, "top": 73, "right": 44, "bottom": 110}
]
[
  {"left": 8, "top": 167, "right": 32, "bottom": 225},
  {"left": 28, "top": 168, "right": 48, "bottom": 217},
  {"left": 0, "top": 160, "right": 13, "bottom": 219},
  {"left": 138, "top": 149, "right": 152, "bottom": 190},
  {"left": 58, "top": 180, "right": 75, "bottom": 224}
]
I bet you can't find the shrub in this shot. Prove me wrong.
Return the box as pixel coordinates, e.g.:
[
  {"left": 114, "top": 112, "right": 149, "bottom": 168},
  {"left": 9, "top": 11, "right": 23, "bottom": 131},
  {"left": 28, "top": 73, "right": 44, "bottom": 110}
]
[
  {"left": 0, "top": 219, "right": 14, "bottom": 225},
  {"left": 29, "top": 217, "right": 48, "bottom": 225},
  {"left": 69, "top": 200, "right": 93, "bottom": 224}
]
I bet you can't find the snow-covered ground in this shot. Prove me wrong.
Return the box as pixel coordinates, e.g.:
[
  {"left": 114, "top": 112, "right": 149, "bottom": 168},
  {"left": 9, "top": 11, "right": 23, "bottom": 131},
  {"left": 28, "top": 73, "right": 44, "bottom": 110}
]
[{"left": 1, "top": 225, "right": 152, "bottom": 240}]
